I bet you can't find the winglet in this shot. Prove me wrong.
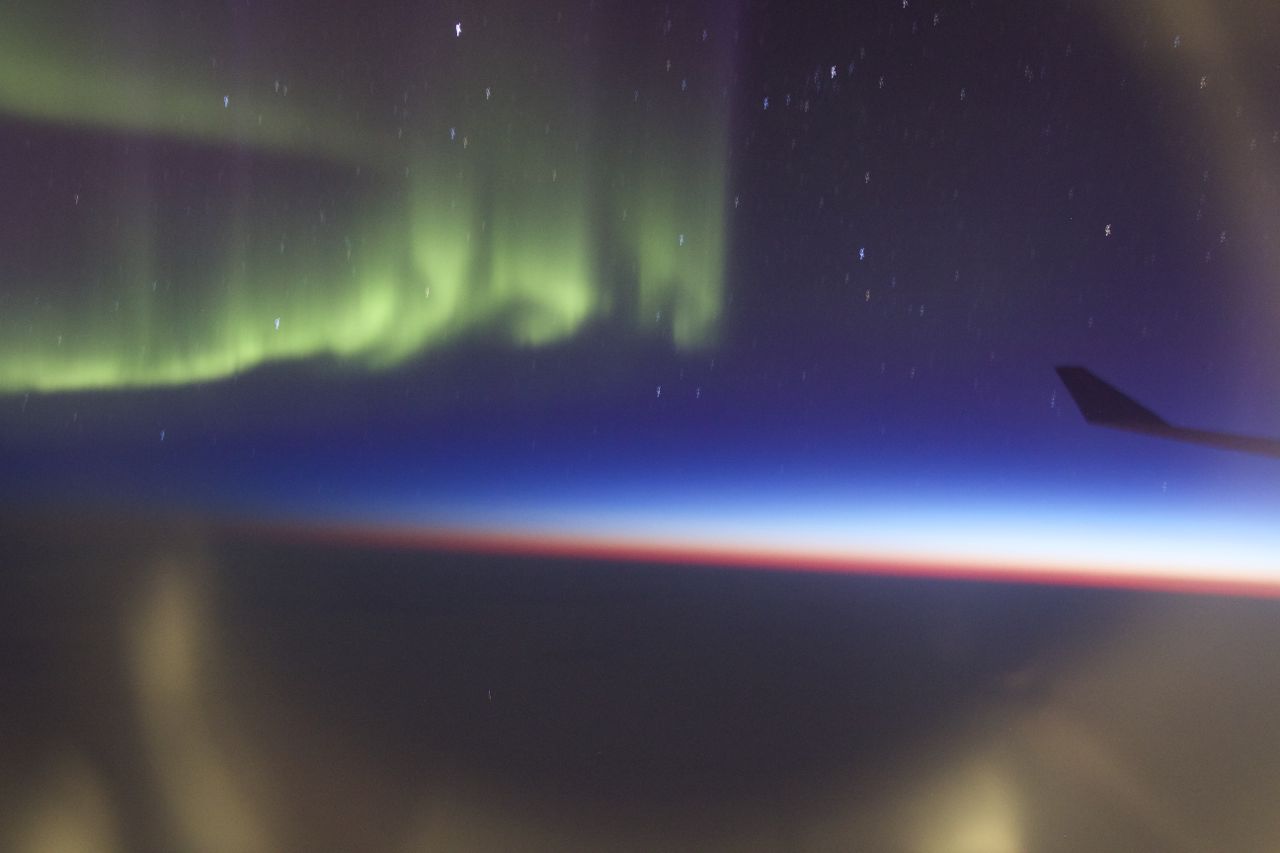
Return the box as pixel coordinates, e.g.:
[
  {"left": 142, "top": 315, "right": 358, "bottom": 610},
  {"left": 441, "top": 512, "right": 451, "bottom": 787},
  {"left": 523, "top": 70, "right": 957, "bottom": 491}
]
[
  {"left": 1055, "top": 365, "right": 1280, "bottom": 458},
  {"left": 1054, "top": 366, "right": 1168, "bottom": 428}
]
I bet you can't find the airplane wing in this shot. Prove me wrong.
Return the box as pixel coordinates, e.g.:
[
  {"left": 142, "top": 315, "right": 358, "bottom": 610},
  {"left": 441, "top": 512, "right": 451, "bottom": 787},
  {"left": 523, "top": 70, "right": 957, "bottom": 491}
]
[{"left": 1055, "top": 366, "right": 1280, "bottom": 459}]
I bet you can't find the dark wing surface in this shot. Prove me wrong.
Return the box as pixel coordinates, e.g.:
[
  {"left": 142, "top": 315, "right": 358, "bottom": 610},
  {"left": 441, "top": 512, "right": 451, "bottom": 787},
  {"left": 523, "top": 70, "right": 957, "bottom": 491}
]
[{"left": 1055, "top": 366, "right": 1280, "bottom": 459}]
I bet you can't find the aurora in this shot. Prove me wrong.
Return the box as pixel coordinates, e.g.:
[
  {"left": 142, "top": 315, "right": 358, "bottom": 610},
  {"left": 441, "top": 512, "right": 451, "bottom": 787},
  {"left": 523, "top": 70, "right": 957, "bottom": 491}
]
[{"left": 0, "top": 1, "right": 732, "bottom": 393}]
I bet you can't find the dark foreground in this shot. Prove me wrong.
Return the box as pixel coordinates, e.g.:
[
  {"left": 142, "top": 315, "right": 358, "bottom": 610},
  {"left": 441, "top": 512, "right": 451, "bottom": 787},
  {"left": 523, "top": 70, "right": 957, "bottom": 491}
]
[{"left": 2, "top": 512, "right": 1278, "bottom": 852}]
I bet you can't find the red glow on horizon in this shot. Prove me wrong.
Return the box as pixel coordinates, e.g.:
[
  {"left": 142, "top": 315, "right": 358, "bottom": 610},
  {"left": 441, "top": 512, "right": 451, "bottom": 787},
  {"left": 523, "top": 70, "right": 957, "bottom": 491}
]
[{"left": 248, "top": 519, "right": 1280, "bottom": 600}]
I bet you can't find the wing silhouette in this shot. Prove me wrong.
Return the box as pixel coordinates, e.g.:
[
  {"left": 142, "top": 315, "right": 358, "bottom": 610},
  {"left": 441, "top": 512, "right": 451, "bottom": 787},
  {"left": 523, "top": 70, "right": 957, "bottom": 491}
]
[{"left": 1055, "top": 366, "right": 1280, "bottom": 459}]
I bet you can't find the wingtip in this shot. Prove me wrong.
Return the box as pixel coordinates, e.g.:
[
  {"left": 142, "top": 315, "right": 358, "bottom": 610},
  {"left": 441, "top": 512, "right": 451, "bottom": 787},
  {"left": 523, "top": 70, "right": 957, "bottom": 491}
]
[{"left": 1054, "top": 365, "right": 1168, "bottom": 428}]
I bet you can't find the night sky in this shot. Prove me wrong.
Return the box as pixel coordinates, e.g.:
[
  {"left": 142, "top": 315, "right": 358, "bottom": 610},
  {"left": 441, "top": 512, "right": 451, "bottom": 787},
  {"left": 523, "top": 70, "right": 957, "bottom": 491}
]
[
  {"left": 3, "top": 0, "right": 1280, "bottom": 590},
  {"left": 8, "top": 3, "right": 1280, "bottom": 851}
]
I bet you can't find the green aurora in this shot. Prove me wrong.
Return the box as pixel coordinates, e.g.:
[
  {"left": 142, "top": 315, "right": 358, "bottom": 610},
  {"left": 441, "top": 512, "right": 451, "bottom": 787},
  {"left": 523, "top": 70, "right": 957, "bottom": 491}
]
[{"left": 0, "top": 3, "right": 730, "bottom": 392}]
